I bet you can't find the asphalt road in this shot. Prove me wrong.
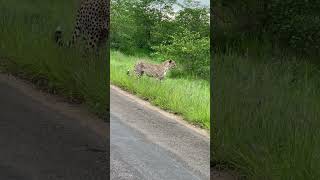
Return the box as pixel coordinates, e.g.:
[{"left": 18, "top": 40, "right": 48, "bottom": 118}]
[
  {"left": 0, "top": 74, "right": 108, "bottom": 180},
  {"left": 110, "top": 86, "right": 210, "bottom": 180},
  {"left": 0, "top": 72, "right": 215, "bottom": 180}
]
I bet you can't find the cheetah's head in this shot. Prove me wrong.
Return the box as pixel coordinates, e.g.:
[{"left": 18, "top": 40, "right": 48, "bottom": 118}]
[{"left": 164, "top": 59, "right": 176, "bottom": 69}]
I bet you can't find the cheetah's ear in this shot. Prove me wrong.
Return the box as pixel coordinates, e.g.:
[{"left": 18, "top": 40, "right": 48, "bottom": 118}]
[{"left": 169, "top": 60, "right": 172, "bottom": 63}]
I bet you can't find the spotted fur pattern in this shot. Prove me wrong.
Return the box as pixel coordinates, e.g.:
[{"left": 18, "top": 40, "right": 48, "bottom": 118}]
[
  {"left": 54, "top": 0, "right": 109, "bottom": 50},
  {"left": 128, "top": 60, "right": 176, "bottom": 80}
]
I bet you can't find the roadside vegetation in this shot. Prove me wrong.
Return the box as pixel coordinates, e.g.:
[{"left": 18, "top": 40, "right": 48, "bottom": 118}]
[
  {"left": 111, "top": 51, "right": 209, "bottom": 129},
  {"left": 110, "top": 0, "right": 210, "bottom": 129},
  {"left": 212, "top": 1, "right": 320, "bottom": 179},
  {"left": 0, "top": 0, "right": 108, "bottom": 117}
]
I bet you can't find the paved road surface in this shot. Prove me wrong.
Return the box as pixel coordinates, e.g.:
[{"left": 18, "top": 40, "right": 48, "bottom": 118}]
[
  {"left": 0, "top": 72, "right": 212, "bottom": 180},
  {"left": 0, "top": 74, "right": 108, "bottom": 180},
  {"left": 110, "top": 86, "right": 210, "bottom": 180}
]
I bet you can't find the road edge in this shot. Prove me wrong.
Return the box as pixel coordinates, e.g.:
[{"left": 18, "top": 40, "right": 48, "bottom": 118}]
[{"left": 110, "top": 84, "right": 209, "bottom": 139}]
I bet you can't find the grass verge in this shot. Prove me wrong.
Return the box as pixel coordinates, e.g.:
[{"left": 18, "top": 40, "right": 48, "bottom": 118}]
[
  {"left": 110, "top": 50, "right": 210, "bottom": 129},
  {"left": 212, "top": 53, "right": 320, "bottom": 179},
  {"left": 0, "top": 0, "right": 108, "bottom": 118}
]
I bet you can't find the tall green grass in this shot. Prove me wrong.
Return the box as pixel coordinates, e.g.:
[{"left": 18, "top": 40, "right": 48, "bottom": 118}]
[
  {"left": 111, "top": 51, "right": 210, "bottom": 129},
  {"left": 212, "top": 52, "right": 320, "bottom": 179},
  {"left": 0, "top": 0, "right": 108, "bottom": 117}
]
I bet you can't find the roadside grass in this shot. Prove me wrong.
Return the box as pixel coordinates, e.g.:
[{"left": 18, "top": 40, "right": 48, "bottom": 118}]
[
  {"left": 110, "top": 50, "right": 210, "bottom": 129},
  {"left": 212, "top": 52, "right": 320, "bottom": 179},
  {"left": 0, "top": 0, "right": 108, "bottom": 117}
]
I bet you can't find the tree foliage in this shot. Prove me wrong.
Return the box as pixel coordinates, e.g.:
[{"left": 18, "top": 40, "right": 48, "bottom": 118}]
[
  {"left": 213, "top": 0, "right": 320, "bottom": 57},
  {"left": 153, "top": 29, "right": 210, "bottom": 79},
  {"left": 111, "top": 0, "right": 210, "bottom": 79}
]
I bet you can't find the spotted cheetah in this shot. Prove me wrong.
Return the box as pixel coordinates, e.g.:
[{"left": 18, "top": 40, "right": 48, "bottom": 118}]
[
  {"left": 54, "top": 0, "right": 109, "bottom": 51},
  {"left": 127, "top": 60, "right": 176, "bottom": 80}
]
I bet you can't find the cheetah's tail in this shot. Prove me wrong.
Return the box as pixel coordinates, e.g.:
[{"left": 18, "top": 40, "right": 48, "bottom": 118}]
[{"left": 54, "top": 26, "right": 63, "bottom": 47}]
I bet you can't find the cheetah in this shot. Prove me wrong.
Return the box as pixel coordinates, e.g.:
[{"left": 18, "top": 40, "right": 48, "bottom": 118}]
[
  {"left": 127, "top": 60, "right": 176, "bottom": 80},
  {"left": 54, "top": 0, "right": 109, "bottom": 51}
]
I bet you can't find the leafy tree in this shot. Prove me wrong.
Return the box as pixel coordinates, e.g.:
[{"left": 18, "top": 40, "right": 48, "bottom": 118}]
[
  {"left": 111, "top": 0, "right": 210, "bottom": 79},
  {"left": 153, "top": 29, "right": 209, "bottom": 79},
  {"left": 213, "top": 0, "right": 320, "bottom": 57}
]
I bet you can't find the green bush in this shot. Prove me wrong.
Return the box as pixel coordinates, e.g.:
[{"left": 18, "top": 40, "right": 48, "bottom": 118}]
[
  {"left": 268, "top": 0, "right": 320, "bottom": 56},
  {"left": 111, "top": 0, "right": 210, "bottom": 79},
  {"left": 152, "top": 29, "right": 210, "bottom": 79},
  {"left": 214, "top": 0, "right": 320, "bottom": 57}
]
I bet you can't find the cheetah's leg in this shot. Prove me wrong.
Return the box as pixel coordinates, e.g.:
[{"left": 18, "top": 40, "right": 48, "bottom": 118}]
[
  {"left": 159, "top": 76, "right": 164, "bottom": 83},
  {"left": 134, "top": 70, "right": 144, "bottom": 79},
  {"left": 68, "top": 27, "right": 81, "bottom": 47},
  {"left": 85, "top": 34, "right": 100, "bottom": 55},
  {"left": 54, "top": 26, "right": 63, "bottom": 46},
  {"left": 97, "top": 28, "right": 108, "bottom": 49}
]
